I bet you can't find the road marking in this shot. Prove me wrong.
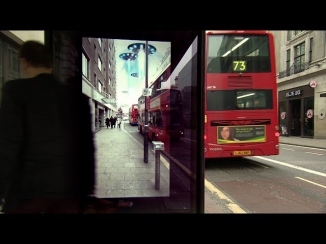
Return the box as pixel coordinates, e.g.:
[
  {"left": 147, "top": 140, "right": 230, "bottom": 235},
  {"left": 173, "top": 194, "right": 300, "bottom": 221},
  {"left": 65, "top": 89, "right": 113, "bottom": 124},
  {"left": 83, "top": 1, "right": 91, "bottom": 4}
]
[
  {"left": 255, "top": 156, "right": 326, "bottom": 177},
  {"left": 205, "top": 179, "right": 246, "bottom": 213},
  {"left": 250, "top": 161, "right": 269, "bottom": 168},
  {"left": 281, "top": 148, "right": 295, "bottom": 151},
  {"left": 305, "top": 152, "right": 324, "bottom": 156},
  {"left": 295, "top": 177, "right": 326, "bottom": 189},
  {"left": 160, "top": 155, "right": 170, "bottom": 170},
  {"left": 280, "top": 143, "right": 326, "bottom": 151}
]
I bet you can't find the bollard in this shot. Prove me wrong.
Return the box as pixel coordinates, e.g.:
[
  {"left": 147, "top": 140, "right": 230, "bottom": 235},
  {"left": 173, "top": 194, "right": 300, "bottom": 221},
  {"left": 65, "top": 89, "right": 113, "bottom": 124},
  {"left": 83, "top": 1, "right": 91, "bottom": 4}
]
[{"left": 152, "top": 141, "right": 164, "bottom": 190}]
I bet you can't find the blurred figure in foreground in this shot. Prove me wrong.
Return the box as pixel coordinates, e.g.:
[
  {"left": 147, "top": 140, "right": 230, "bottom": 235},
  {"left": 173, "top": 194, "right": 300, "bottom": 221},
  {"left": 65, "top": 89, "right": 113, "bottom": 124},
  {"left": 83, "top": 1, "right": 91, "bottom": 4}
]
[{"left": 0, "top": 40, "right": 115, "bottom": 213}]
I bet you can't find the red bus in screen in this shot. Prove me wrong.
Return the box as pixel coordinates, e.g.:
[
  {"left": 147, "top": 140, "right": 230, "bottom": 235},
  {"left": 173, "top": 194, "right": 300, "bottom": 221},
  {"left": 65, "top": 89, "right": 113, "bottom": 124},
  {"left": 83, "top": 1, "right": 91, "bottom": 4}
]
[
  {"left": 204, "top": 30, "right": 280, "bottom": 158},
  {"left": 138, "top": 65, "right": 184, "bottom": 152},
  {"left": 129, "top": 104, "right": 139, "bottom": 126}
]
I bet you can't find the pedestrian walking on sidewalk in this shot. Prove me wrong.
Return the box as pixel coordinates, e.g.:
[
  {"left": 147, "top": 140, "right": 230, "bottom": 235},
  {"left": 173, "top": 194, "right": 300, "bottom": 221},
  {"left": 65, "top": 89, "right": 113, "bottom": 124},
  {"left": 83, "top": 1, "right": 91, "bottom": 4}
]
[
  {"left": 117, "top": 117, "right": 122, "bottom": 130},
  {"left": 105, "top": 117, "right": 110, "bottom": 129},
  {"left": 109, "top": 116, "right": 114, "bottom": 129}
]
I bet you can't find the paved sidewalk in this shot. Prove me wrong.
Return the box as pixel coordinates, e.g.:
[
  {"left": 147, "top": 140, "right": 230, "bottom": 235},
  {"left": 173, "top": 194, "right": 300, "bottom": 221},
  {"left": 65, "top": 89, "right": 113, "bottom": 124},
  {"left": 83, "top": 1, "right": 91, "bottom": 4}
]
[
  {"left": 93, "top": 123, "right": 170, "bottom": 199},
  {"left": 279, "top": 136, "right": 326, "bottom": 149}
]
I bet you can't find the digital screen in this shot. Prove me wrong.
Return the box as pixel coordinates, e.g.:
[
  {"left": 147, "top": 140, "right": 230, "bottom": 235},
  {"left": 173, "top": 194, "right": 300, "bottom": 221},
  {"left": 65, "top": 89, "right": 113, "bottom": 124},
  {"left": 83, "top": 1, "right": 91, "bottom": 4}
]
[{"left": 79, "top": 32, "right": 201, "bottom": 213}]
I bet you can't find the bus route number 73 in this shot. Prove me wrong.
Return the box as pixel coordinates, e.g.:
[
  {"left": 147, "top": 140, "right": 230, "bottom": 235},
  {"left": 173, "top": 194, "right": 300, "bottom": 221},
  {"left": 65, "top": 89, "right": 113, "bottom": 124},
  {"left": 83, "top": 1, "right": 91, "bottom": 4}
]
[{"left": 233, "top": 61, "right": 246, "bottom": 72}]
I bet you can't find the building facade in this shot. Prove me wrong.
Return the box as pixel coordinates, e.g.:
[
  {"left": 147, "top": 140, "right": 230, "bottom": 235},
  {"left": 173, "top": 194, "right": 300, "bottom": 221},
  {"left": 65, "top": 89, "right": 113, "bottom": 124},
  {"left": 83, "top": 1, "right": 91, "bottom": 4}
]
[
  {"left": 0, "top": 31, "right": 44, "bottom": 106},
  {"left": 82, "top": 37, "right": 118, "bottom": 132},
  {"left": 272, "top": 30, "right": 326, "bottom": 139}
]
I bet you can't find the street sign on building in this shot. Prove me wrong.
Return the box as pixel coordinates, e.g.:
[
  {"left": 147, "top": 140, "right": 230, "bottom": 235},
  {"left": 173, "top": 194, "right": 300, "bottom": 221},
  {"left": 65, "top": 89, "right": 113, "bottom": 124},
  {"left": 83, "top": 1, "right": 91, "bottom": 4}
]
[{"left": 142, "top": 88, "right": 152, "bottom": 96}]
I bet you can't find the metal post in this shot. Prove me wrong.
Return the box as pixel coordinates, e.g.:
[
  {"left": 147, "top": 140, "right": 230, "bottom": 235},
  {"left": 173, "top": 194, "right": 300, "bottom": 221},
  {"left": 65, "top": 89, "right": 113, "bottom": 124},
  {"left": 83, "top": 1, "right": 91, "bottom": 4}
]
[
  {"left": 144, "top": 41, "right": 149, "bottom": 163},
  {"left": 152, "top": 141, "right": 164, "bottom": 190},
  {"left": 155, "top": 150, "right": 160, "bottom": 190}
]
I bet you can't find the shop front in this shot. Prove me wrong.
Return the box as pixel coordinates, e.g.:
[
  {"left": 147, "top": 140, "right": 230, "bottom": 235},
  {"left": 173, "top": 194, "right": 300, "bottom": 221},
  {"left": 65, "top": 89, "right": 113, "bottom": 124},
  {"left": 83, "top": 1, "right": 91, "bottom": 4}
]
[{"left": 278, "top": 84, "right": 314, "bottom": 138}]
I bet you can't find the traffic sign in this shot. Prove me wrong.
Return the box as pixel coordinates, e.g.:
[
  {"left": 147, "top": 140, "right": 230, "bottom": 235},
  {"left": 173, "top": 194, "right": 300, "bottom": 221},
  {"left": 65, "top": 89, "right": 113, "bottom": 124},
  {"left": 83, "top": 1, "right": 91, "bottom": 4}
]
[
  {"left": 281, "top": 112, "right": 286, "bottom": 120},
  {"left": 309, "top": 80, "right": 317, "bottom": 88},
  {"left": 142, "top": 88, "right": 152, "bottom": 96},
  {"left": 306, "top": 109, "right": 313, "bottom": 118}
]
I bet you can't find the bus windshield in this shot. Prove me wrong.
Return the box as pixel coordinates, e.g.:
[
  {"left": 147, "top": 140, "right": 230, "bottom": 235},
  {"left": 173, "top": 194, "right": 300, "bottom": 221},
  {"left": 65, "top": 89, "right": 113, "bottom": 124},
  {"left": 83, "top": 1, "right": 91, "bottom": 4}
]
[{"left": 207, "top": 34, "right": 271, "bottom": 73}]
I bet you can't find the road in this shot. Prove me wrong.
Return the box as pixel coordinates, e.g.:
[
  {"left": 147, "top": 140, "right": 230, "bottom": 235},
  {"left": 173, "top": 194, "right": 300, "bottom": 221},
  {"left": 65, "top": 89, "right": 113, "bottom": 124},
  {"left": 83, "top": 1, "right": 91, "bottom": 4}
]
[
  {"left": 205, "top": 144, "right": 326, "bottom": 213},
  {"left": 124, "top": 123, "right": 326, "bottom": 213}
]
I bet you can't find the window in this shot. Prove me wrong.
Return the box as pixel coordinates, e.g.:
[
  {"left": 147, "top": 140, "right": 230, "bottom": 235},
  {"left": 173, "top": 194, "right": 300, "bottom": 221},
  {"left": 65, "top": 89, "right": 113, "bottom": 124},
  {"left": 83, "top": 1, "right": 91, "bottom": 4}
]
[
  {"left": 94, "top": 73, "right": 97, "bottom": 87},
  {"left": 109, "top": 78, "right": 111, "bottom": 86},
  {"left": 287, "top": 31, "right": 292, "bottom": 41},
  {"left": 98, "top": 80, "right": 102, "bottom": 92},
  {"left": 309, "top": 38, "right": 313, "bottom": 64},
  {"left": 207, "top": 89, "right": 273, "bottom": 111},
  {"left": 98, "top": 38, "right": 102, "bottom": 47},
  {"left": 286, "top": 49, "right": 291, "bottom": 76},
  {"left": 109, "top": 62, "right": 111, "bottom": 69},
  {"left": 207, "top": 34, "right": 271, "bottom": 73},
  {"left": 0, "top": 35, "right": 21, "bottom": 107},
  {"left": 295, "top": 30, "right": 303, "bottom": 36},
  {"left": 0, "top": 38, "right": 4, "bottom": 84},
  {"left": 294, "top": 42, "right": 305, "bottom": 73},
  {"left": 0, "top": 39, "right": 3, "bottom": 107},
  {"left": 7, "top": 45, "right": 20, "bottom": 81},
  {"left": 98, "top": 57, "right": 102, "bottom": 71},
  {"left": 82, "top": 52, "right": 89, "bottom": 79}
]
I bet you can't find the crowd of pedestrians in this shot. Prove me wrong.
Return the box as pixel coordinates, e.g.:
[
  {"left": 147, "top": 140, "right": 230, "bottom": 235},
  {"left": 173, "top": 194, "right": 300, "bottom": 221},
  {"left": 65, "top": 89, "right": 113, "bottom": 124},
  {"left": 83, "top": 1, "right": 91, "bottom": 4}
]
[{"left": 104, "top": 115, "right": 122, "bottom": 130}]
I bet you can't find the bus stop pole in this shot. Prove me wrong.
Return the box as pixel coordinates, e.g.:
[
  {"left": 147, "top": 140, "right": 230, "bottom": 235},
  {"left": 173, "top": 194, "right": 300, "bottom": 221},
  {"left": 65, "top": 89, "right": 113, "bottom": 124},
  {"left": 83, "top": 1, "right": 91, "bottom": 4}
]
[{"left": 144, "top": 41, "right": 149, "bottom": 163}]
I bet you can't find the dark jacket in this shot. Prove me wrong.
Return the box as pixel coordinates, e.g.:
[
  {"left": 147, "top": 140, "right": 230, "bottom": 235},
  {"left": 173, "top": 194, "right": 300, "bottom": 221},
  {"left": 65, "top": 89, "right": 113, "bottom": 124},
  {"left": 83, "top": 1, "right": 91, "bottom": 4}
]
[{"left": 0, "top": 73, "right": 95, "bottom": 212}]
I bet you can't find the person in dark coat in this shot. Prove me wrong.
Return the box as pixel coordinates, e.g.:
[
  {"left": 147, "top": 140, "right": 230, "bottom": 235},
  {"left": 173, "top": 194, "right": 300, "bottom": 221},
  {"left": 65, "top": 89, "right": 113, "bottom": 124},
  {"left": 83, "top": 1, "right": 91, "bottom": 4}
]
[
  {"left": 0, "top": 40, "right": 96, "bottom": 214},
  {"left": 113, "top": 116, "right": 117, "bottom": 128},
  {"left": 105, "top": 117, "right": 110, "bottom": 128},
  {"left": 109, "top": 116, "right": 114, "bottom": 129}
]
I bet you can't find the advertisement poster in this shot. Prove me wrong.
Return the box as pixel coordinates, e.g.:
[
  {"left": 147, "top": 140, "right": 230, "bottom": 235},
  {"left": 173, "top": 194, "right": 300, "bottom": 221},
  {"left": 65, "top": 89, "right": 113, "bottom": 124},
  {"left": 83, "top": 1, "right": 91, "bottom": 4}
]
[{"left": 217, "top": 125, "right": 266, "bottom": 144}]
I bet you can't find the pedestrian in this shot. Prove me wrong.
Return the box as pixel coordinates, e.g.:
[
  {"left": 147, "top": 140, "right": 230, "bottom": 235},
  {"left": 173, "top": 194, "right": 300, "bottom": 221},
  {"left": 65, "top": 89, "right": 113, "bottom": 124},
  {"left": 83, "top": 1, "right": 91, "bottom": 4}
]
[
  {"left": 0, "top": 40, "right": 100, "bottom": 214},
  {"left": 105, "top": 117, "right": 110, "bottom": 129},
  {"left": 109, "top": 116, "right": 114, "bottom": 129},
  {"left": 117, "top": 116, "right": 122, "bottom": 130},
  {"left": 113, "top": 116, "right": 117, "bottom": 128}
]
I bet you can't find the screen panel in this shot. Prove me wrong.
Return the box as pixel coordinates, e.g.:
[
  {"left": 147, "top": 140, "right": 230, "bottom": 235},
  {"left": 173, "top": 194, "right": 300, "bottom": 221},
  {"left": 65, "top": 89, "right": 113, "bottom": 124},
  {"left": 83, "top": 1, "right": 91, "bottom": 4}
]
[{"left": 78, "top": 31, "right": 203, "bottom": 213}]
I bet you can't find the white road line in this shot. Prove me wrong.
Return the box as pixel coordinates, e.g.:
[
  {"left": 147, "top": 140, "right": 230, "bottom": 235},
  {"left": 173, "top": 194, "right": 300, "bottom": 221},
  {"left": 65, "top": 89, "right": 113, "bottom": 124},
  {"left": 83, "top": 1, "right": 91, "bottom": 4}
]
[
  {"left": 295, "top": 177, "right": 326, "bottom": 189},
  {"left": 305, "top": 152, "right": 324, "bottom": 156},
  {"left": 255, "top": 156, "right": 326, "bottom": 177},
  {"left": 280, "top": 143, "right": 326, "bottom": 151},
  {"left": 281, "top": 148, "right": 295, "bottom": 151}
]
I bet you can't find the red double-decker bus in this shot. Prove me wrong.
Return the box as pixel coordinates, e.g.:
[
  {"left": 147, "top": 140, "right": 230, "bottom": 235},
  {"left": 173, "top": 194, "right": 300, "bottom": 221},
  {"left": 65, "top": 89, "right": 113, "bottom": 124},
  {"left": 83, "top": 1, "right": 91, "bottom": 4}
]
[
  {"left": 204, "top": 30, "right": 280, "bottom": 158},
  {"left": 138, "top": 66, "right": 184, "bottom": 151},
  {"left": 129, "top": 104, "right": 139, "bottom": 126}
]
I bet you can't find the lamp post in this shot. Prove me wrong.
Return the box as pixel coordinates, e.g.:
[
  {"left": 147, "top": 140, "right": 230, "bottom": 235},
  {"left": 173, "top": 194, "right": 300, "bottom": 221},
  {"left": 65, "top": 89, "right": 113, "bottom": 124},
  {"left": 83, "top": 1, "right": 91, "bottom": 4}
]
[{"left": 144, "top": 40, "right": 149, "bottom": 163}]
